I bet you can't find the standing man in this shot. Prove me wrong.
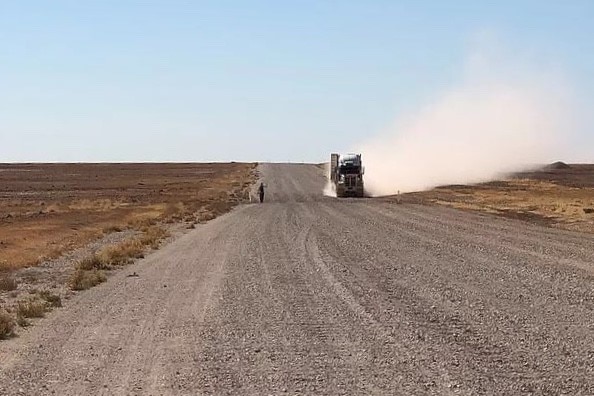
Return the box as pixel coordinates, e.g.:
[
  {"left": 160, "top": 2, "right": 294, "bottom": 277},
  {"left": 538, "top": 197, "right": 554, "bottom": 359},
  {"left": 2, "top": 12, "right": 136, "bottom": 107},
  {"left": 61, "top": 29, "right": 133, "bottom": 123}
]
[{"left": 258, "top": 182, "right": 265, "bottom": 203}]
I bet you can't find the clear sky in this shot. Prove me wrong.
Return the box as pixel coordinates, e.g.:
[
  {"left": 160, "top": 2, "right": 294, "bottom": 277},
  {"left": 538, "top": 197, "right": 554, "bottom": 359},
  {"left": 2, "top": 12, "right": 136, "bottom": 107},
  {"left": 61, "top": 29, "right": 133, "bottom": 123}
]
[{"left": 1, "top": 1, "right": 592, "bottom": 162}]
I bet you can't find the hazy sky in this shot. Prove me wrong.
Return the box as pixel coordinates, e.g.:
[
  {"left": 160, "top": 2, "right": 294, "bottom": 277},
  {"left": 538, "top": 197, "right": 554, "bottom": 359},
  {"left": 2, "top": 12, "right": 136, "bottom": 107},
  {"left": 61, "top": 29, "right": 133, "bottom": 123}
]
[{"left": 1, "top": 1, "right": 593, "bottom": 162}]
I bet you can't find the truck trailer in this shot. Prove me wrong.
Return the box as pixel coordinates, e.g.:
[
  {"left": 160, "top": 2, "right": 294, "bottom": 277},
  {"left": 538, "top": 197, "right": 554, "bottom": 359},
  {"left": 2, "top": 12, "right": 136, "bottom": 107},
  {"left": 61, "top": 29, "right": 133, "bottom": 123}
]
[{"left": 330, "top": 153, "right": 365, "bottom": 197}]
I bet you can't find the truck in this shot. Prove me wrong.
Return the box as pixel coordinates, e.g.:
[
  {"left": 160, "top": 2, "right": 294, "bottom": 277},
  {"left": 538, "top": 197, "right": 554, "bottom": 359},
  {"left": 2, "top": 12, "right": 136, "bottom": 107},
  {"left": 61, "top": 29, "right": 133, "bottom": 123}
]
[{"left": 330, "top": 153, "right": 365, "bottom": 197}]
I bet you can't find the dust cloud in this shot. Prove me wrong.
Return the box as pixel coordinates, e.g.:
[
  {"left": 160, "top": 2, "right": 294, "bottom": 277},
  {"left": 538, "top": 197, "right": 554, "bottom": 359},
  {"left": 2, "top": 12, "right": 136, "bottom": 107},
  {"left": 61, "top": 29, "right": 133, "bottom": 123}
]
[
  {"left": 322, "top": 163, "right": 337, "bottom": 197},
  {"left": 323, "top": 180, "right": 337, "bottom": 197},
  {"left": 358, "top": 45, "right": 574, "bottom": 197}
]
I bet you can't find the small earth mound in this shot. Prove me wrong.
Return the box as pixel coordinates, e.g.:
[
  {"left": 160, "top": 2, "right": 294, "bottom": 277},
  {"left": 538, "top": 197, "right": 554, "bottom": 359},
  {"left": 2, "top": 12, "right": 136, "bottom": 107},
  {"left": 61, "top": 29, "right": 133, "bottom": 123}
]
[{"left": 544, "top": 161, "right": 570, "bottom": 170}]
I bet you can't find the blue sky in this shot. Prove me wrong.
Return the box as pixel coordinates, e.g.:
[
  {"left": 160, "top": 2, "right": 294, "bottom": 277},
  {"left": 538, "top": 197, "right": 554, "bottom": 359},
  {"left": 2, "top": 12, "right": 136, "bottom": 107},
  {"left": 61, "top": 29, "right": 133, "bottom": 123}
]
[{"left": 1, "top": 1, "right": 592, "bottom": 162}]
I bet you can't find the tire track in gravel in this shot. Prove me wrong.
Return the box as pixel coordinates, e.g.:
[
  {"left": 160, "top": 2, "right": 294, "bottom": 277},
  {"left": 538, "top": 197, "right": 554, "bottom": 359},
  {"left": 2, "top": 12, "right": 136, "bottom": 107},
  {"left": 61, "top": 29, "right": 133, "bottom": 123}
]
[
  {"left": 390, "top": 201, "right": 593, "bottom": 258},
  {"left": 0, "top": 209, "right": 244, "bottom": 395},
  {"left": 314, "top": 199, "right": 594, "bottom": 394},
  {"left": 310, "top": 203, "right": 517, "bottom": 393}
]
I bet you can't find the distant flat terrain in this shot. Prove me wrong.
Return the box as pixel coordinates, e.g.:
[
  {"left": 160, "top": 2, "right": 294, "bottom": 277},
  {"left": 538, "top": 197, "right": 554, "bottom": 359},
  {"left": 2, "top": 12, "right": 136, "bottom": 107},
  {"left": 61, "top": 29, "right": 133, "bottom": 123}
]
[
  {"left": 399, "top": 163, "right": 594, "bottom": 234},
  {"left": 0, "top": 163, "right": 255, "bottom": 269},
  {"left": 1, "top": 163, "right": 593, "bottom": 395}
]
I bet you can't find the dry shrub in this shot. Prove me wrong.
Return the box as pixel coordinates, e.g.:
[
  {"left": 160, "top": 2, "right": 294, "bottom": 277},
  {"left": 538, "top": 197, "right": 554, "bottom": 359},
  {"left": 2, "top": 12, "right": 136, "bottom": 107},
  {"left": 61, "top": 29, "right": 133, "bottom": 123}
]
[
  {"left": 0, "top": 275, "right": 18, "bottom": 292},
  {"left": 128, "top": 217, "right": 158, "bottom": 229},
  {"left": 77, "top": 255, "right": 109, "bottom": 271},
  {"left": 70, "top": 269, "right": 106, "bottom": 291},
  {"left": 102, "top": 225, "right": 123, "bottom": 234},
  {"left": 98, "top": 239, "right": 144, "bottom": 266},
  {"left": 38, "top": 290, "right": 62, "bottom": 308},
  {"left": 69, "top": 198, "right": 116, "bottom": 211},
  {"left": 163, "top": 202, "right": 186, "bottom": 222},
  {"left": 198, "top": 211, "right": 217, "bottom": 223},
  {"left": 139, "top": 226, "right": 168, "bottom": 249},
  {"left": 0, "top": 310, "right": 15, "bottom": 339},
  {"left": 16, "top": 313, "right": 29, "bottom": 328},
  {"left": 94, "top": 226, "right": 167, "bottom": 266},
  {"left": 16, "top": 299, "right": 47, "bottom": 318}
]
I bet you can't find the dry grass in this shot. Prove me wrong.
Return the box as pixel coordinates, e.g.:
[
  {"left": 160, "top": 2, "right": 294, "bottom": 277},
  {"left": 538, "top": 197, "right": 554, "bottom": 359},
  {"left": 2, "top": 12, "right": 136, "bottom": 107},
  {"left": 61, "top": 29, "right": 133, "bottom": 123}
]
[
  {"left": 102, "top": 225, "right": 123, "bottom": 234},
  {"left": 16, "top": 313, "right": 30, "bottom": 328},
  {"left": 11, "top": 292, "right": 62, "bottom": 328},
  {"left": 95, "top": 226, "right": 168, "bottom": 266},
  {"left": 16, "top": 299, "right": 47, "bottom": 319},
  {"left": 0, "top": 275, "right": 18, "bottom": 291},
  {"left": 163, "top": 202, "right": 186, "bottom": 223},
  {"left": 0, "top": 310, "right": 15, "bottom": 339},
  {"left": 69, "top": 269, "right": 107, "bottom": 291},
  {"left": 138, "top": 226, "right": 168, "bottom": 249},
  {"left": 400, "top": 170, "right": 594, "bottom": 234},
  {"left": 66, "top": 225, "right": 169, "bottom": 293},
  {"left": 435, "top": 180, "right": 594, "bottom": 232},
  {"left": 0, "top": 163, "right": 257, "bottom": 271},
  {"left": 77, "top": 255, "right": 110, "bottom": 271},
  {"left": 98, "top": 239, "right": 144, "bottom": 266},
  {"left": 37, "top": 290, "right": 62, "bottom": 308}
]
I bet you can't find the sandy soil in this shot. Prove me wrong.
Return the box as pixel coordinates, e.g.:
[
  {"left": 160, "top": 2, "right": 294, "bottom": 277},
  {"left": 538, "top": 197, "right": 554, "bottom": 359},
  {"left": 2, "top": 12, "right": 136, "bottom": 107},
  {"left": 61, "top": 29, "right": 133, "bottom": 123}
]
[{"left": 1, "top": 163, "right": 593, "bottom": 395}]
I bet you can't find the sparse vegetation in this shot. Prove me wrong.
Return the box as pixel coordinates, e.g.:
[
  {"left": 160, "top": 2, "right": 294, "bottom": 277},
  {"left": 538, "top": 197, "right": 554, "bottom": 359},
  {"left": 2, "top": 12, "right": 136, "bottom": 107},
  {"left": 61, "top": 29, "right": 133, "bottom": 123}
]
[
  {"left": 66, "top": 226, "right": 170, "bottom": 293},
  {"left": 401, "top": 165, "right": 594, "bottom": 234},
  {"left": 0, "top": 275, "right": 18, "bottom": 291},
  {"left": 163, "top": 202, "right": 186, "bottom": 223},
  {"left": 96, "top": 226, "right": 169, "bottom": 266},
  {"left": 138, "top": 226, "right": 168, "bottom": 249},
  {"left": 128, "top": 217, "right": 158, "bottom": 229},
  {"left": 0, "top": 163, "right": 256, "bottom": 270},
  {"left": 98, "top": 239, "right": 144, "bottom": 266},
  {"left": 16, "top": 313, "right": 29, "bottom": 328},
  {"left": 70, "top": 269, "right": 107, "bottom": 291},
  {"left": 0, "top": 159, "right": 256, "bottom": 341},
  {"left": 201, "top": 213, "right": 217, "bottom": 222},
  {"left": 77, "top": 255, "right": 110, "bottom": 271},
  {"left": 0, "top": 310, "right": 15, "bottom": 339},
  {"left": 16, "top": 299, "right": 47, "bottom": 318},
  {"left": 102, "top": 225, "right": 124, "bottom": 234},
  {"left": 38, "top": 290, "right": 62, "bottom": 308}
]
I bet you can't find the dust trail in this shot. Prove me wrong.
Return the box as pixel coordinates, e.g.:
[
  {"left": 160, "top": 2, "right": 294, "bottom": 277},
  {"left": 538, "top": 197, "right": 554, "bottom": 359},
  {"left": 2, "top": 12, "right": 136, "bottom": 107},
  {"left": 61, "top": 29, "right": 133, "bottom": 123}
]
[
  {"left": 323, "top": 180, "right": 337, "bottom": 197},
  {"left": 322, "top": 163, "right": 337, "bottom": 197},
  {"left": 358, "top": 42, "right": 575, "bottom": 197}
]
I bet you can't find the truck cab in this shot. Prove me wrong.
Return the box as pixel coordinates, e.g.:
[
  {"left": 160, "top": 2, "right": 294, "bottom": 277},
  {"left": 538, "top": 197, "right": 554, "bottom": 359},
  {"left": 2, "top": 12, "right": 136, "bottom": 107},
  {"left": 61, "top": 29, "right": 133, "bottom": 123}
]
[{"left": 330, "top": 153, "right": 365, "bottom": 197}]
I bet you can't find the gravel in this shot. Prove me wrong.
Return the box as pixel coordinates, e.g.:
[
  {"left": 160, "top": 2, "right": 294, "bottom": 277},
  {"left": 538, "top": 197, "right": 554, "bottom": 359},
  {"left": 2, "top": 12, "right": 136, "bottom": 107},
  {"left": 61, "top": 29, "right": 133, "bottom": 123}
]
[{"left": 0, "top": 163, "right": 593, "bottom": 395}]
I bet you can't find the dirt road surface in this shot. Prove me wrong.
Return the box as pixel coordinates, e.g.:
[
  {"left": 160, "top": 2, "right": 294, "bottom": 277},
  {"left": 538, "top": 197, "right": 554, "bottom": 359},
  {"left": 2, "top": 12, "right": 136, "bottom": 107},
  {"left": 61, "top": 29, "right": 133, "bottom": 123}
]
[{"left": 1, "top": 164, "right": 594, "bottom": 395}]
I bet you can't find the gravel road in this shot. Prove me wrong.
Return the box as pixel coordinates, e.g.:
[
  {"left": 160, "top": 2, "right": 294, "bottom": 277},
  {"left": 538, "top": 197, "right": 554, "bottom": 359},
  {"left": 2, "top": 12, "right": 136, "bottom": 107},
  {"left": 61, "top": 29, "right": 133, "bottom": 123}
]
[{"left": 1, "top": 163, "right": 594, "bottom": 395}]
